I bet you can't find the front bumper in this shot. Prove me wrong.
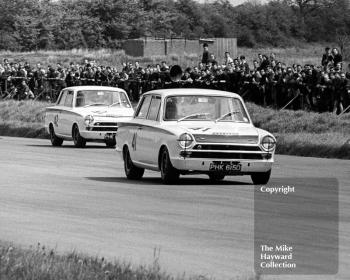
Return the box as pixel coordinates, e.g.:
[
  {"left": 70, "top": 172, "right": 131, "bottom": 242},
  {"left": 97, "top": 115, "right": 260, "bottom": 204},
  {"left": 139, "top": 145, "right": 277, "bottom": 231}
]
[
  {"left": 170, "top": 156, "right": 273, "bottom": 174},
  {"left": 80, "top": 130, "right": 116, "bottom": 140}
]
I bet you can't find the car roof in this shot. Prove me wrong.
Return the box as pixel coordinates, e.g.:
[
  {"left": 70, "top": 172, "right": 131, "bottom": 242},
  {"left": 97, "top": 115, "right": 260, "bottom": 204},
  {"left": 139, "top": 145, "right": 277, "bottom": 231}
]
[
  {"left": 144, "top": 88, "right": 242, "bottom": 99},
  {"left": 63, "top": 86, "right": 127, "bottom": 92}
]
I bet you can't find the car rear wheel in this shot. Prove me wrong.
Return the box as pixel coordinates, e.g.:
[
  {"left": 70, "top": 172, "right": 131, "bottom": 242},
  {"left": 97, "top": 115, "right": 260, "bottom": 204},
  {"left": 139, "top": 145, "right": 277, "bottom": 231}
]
[
  {"left": 251, "top": 170, "right": 271, "bottom": 185},
  {"left": 160, "top": 148, "right": 179, "bottom": 184},
  {"left": 124, "top": 147, "right": 144, "bottom": 180},
  {"left": 49, "top": 125, "right": 63, "bottom": 147},
  {"left": 72, "top": 124, "right": 86, "bottom": 148},
  {"left": 208, "top": 173, "right": 225, "bottom": 182}
]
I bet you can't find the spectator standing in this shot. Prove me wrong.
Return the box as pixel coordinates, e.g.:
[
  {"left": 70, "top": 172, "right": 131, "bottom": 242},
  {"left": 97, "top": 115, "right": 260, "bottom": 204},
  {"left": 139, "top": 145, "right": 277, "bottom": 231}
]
[
  {"left": 270, "top": 53, "right": 276, "bottom": 62},
  {"left": 332, "top": 48, "right": 342, "bottom": 68},
  {"left": 201, "top": 43, "right": 210, "bottom": 64},
  {"left": 57, "top": 64, "right": 66, "bottom": 88},
  {"left": 258, "top": 55, "right": 270, "bottom": 71},
  {"left": 209, "top": 53, "right": 218, "bottom": 65},
  {"left": 239, "top": 55, "right": 250, "bottom": 74},
  {"left": 15, "top": 80, "right": 34, "bottom": 100},
  {"left": 321, "top": 47, "right": 333, "bottom": 69},
  {"left": 160, "top": 61, "right": 169, "bottom": 72},
  {"left": 224, "top": 52, "right": 233, "bottom": 65},
  {"left": 253, "top": 60, "right": 259, "bottom": 71}
]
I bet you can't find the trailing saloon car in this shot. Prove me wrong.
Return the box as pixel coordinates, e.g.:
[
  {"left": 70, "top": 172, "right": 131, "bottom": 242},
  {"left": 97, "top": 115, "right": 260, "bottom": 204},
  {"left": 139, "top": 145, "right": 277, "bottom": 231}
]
[
  {"left": 45, "top": 86, "right": 134, "bottom": 148},
  {"left": 116, "top": 89, "right": 276, "bottom": 184}
]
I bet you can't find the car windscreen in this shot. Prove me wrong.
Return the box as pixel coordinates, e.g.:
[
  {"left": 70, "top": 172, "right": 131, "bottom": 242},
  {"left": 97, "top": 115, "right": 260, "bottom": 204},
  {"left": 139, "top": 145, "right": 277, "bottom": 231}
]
[
  {"left": 163, "top": 95, "right": 249, "bottom": 123},
  {"left": 75, "top": 90, "right": 131, "bottom": 108}
]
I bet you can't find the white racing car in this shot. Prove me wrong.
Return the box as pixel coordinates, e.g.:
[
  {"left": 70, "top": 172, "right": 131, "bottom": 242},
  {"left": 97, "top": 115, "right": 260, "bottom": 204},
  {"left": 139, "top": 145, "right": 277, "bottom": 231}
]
[
  {"left": 45, "top": 86, "right": 134, "bottom": 148},
  {"left": 116, "top": 88, "right": 276, "bottom": 184}
]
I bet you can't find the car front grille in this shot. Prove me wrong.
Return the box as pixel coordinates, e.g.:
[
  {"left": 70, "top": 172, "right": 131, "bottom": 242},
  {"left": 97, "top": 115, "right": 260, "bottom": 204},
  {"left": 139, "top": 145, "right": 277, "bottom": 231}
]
[
  {"left": 91, "top": 127, "right": 118, "bottom": 132},
  {"left": 179, "top": 133, "right": 271, "bottom": 160},
  {"left": 94, "top": 122, "right": 118, "bottom": 126},
  {"left": 193, "top": 134, "right": 259, "bottom": 144},
  {"left": 88, "top": 122, "right": 118, "bottom": 132}
]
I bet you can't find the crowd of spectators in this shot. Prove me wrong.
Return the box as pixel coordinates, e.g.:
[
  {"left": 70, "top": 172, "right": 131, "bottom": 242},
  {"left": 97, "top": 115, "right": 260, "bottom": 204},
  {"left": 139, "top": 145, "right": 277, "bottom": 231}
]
[{"left": 0, "top": 45, "right": 349, "bottom": 114}]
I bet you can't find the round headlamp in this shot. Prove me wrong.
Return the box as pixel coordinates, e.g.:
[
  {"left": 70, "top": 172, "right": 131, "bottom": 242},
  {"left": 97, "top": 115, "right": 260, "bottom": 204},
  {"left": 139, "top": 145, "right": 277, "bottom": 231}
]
[
  {"left": 84, "top": 115, "right": 94, "bottom": 126},
  {"left": 178, "top": 133, "right": 194, "bottom": 149},
  {"left": 261, "top": 135, "right": 276, "bottom": 152}
]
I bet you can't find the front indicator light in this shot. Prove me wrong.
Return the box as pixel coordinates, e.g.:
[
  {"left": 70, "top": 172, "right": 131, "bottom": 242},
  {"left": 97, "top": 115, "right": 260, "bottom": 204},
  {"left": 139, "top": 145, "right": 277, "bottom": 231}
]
[
  {"left": 180, "top": 151, "right": 192, "bottom": 158},
  {"left": 262, "top": 153, "right": 272, "bottom": 160}
]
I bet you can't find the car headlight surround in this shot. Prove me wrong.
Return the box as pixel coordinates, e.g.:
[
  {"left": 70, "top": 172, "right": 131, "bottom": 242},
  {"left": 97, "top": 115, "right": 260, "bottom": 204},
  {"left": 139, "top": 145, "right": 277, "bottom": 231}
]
[
  {"left": 178, "top": 133, "right": 194, "bottom": 149},
  {"left": 261, "top": 135, "right": 276, "bottom": 152},
  {"left": 84, "top": 115, "right": 94, "bottom": 126}
]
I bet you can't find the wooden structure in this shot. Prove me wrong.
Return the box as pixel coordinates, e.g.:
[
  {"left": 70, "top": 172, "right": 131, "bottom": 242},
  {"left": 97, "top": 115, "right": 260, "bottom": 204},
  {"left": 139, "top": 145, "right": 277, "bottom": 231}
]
[{"left": 123, "top": 38, "right": 237, "bottom": 61}]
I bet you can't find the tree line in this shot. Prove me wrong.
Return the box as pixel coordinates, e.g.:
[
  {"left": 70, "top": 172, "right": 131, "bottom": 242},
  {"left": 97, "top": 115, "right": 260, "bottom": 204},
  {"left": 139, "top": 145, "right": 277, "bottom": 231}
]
[{"left": 0, "top": 0, "right": 349, "bottom": 51}]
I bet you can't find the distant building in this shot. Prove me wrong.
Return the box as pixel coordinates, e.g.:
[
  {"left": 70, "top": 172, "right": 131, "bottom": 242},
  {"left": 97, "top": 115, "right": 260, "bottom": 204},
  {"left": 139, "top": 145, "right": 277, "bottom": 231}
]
[{"left": 122, "top": 38, "right": 237, "bottom": 61}]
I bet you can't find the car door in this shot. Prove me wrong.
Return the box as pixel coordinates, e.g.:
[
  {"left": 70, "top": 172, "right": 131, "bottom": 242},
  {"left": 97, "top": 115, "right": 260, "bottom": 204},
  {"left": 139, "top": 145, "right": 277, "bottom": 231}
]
[
  {"left": 130, "top": 94, "right": 152, "bottom": 163},
  {"left": 60, "top": 90, "right": 75, "bottom": 136},
  {"left": 54, "top": 90, "right": 67, "bottom": 135},
  {"left": 136, "top": 95, "right": 162, "bottom": 165}
]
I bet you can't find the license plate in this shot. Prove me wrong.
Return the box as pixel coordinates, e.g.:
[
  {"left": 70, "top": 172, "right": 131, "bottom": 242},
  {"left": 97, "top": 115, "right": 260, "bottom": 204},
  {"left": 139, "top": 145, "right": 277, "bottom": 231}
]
[
  {"left": 104, "top": 133, "right": 116, "bottom": 140},
  {"left": 209, "top": 161, "right": 241, "bottom": 172}
]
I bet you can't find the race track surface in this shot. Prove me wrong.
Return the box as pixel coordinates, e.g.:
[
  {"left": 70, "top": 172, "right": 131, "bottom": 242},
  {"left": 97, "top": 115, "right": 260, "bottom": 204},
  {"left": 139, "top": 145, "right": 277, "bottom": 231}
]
[{"left": 0, "top": 136, "right": 349, "bottom": 280}]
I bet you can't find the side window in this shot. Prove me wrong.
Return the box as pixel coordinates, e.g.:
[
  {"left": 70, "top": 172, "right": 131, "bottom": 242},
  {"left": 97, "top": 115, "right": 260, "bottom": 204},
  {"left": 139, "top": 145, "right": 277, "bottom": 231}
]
[
  {"left": 136, "top": 95, "right": 152, "bottom": 118},
  {"left": 147, "top": 96, "right": 161, "bottom": 121},
  {"left": 57, "top": 91, "right": 67, "bottom": 106},
  {"left": 64, "top": 91, "right": 74, "bottom": 107}
]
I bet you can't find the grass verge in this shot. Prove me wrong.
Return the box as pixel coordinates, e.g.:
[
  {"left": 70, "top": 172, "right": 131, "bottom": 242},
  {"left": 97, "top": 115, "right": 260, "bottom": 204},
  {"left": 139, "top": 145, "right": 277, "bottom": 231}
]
[
  {"left": 0, "top": 100, "right": 349, "bottom": 159},
  {"left": 0, "top": 242, "right": 259, "bottom": 280},
  {"left": 0, "top": 100, "right": 47, "bottom": 138},
  {"left": 246, "top": 103, "right": 350, "bottom": 159},
  {"left": 0, "top": 242, "right": 176, "bottom": 280}
]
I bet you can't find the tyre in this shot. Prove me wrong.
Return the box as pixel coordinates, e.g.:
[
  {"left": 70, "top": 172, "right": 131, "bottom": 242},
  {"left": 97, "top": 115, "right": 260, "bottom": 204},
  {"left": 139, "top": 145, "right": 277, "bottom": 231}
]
[
  {"left": 208, "top": 173, "right": 225, "bottom": 182},
  {"left": 160, "top": 147, "right": 179, "bottom": 184},
  {"left": 123, "top": 147, "right": 144, "bottom": 180},
  {"left": 251, "top": 170, "right": 271, "bottom": 185},
  {"left": 49, "top": 125, "right": 63, "bottom": 147},
  {"left": 72, "top": 124, "right": 86, "bottom": 148},
  {"left": 105, "top": 139, "right": 116, "bottom": 148}
]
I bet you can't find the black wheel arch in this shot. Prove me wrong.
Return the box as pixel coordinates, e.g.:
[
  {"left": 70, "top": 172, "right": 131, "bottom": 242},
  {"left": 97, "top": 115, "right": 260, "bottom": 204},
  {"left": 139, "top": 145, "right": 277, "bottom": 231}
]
[
  {"left": 158, "top": 145, "right": 168, "bottom": 170},
  {"left": 123, "top": 144, "right": 129, "bottom": 161},
  {"left": 72, "top": 123, "right": 79, "bottom": 134}
]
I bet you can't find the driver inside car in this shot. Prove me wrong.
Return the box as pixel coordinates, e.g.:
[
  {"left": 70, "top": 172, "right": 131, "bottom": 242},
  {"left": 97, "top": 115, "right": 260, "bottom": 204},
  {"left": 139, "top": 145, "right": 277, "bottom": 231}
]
[{"left": 165, "top": 98, "right": 178, "bottom": 120}]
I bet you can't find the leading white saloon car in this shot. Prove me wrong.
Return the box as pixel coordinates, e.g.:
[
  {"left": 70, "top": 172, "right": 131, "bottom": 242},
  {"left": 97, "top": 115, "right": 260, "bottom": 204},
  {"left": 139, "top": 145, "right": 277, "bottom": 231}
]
[
  {"left": 116, "top": 89, "right": 276, "bottom": 184},
  {"left": 45, "top": 86, "right": 134, "bottom": 148}
]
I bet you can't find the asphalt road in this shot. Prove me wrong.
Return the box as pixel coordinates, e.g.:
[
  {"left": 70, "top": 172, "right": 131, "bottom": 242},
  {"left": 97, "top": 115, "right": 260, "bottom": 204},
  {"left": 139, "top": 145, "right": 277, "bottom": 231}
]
[{"left": 0, "top": 136, "right": 349, "bottom": 280}]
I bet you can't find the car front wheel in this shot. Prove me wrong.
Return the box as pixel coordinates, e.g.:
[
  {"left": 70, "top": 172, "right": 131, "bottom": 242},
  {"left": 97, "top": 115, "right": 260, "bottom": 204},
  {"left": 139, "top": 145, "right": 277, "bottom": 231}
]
[
  {"left": 160, "top": 148, "right": 179, "bottom": 184},
  {"left": 49, "top": 125, "right": 63, "bottom": 147},
  {"left": 251, "top": 170, "right": 271, "bottom": 185},
  {"left": 124, "top": 147, "right": 144, "bottom": 180},
  {"left": 72, "top": 124, "right": 86, "bottom": 148}
]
